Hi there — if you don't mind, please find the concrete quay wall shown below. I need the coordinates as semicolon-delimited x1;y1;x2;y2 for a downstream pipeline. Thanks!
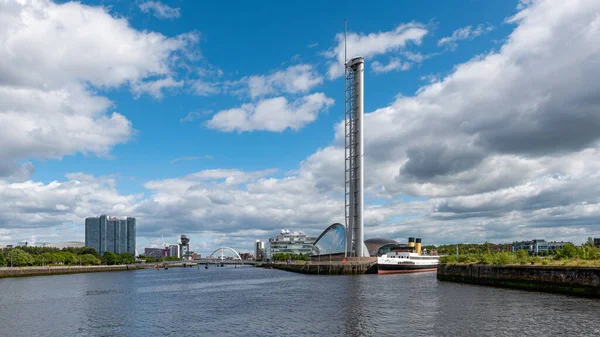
0;264;145;278
265;260;377;275
437;264;600;297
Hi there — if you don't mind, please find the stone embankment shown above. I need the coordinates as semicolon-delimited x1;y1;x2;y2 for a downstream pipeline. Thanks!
264;259;377;275
0;264;147;278
437;264;600;297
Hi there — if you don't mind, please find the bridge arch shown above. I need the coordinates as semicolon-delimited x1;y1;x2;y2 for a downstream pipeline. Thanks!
208;247;242;260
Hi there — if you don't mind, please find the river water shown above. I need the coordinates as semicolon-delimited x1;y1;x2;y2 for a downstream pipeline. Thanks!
0;266;599;337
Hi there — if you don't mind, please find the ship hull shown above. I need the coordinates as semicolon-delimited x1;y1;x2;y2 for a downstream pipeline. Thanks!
377;264;437;274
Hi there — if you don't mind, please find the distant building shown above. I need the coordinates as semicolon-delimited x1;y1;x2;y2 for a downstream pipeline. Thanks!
240;252;254;260
85;215;136;256
266;229;317;260
169;244;180;258
594;238;600;248
179;235;190;260
144;248;164;259
547;241;570;251
254;240;265;259
513;239;572;254
512;240;547;254
47;241;85;249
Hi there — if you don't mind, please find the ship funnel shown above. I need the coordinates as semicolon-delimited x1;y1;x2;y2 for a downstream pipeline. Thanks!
408;237;415;249
416;238;422;255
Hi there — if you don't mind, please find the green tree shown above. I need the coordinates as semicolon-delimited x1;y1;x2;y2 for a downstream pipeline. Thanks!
557;243;578;259
79;247;99;257
79;254;101;265
7;248;35;266
0;252;5;267
584;237;595;247
118;253;135;264
101;251;118;265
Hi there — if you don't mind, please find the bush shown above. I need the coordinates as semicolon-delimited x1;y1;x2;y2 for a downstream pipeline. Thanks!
496;252;516;265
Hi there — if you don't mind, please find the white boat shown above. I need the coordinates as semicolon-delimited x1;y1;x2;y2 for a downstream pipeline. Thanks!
377;251;439;274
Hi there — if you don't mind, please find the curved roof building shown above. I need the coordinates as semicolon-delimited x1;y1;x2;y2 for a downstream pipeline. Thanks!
364;238;401;257
311;223;370;257
312;223;346;256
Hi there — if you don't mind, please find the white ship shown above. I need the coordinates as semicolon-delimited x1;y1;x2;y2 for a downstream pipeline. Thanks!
377;237;439;274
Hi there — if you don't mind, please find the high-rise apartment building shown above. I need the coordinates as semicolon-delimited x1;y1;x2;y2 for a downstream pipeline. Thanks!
169;244;180;258
85;215;136;256
254;240;265;259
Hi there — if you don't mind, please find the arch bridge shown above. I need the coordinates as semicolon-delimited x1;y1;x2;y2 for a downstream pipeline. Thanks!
208;247;242;261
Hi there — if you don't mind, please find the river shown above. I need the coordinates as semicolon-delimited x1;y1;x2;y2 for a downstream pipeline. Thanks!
0;266;599;336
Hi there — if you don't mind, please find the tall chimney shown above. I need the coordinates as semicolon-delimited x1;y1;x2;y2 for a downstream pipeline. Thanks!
408;237;415;249
416;238;422;255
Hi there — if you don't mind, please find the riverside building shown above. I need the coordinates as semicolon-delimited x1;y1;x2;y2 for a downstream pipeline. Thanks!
254;240;265;260
169;244;180;258
85;215;136;256
265;229;317;260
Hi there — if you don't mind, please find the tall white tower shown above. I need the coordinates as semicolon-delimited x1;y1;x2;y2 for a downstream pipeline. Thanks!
345;56;365;258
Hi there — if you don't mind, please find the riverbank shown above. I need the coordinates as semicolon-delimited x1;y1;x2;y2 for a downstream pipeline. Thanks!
0;264;149;278
263;259;377;275
437;264;600;297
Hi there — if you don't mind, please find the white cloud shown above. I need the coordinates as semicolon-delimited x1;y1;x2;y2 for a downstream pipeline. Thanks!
372;58;412;73
131;76;183;98
190;79;221;96
325;23;428;79
0;0;197;179
170;156;212;164
206;93;334;132
247;64;323;98
438;24;494;49
139;1;181;20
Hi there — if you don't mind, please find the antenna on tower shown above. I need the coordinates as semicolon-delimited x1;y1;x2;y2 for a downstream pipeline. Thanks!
344;18;347;66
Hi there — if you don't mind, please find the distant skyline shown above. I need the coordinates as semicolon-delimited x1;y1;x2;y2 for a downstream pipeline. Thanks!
1;0;600;255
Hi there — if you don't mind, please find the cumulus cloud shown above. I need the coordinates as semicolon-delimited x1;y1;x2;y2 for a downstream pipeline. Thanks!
206;93;334;132
372;58;412;73
325;23;428;79
138;1;181;19
0;0;196;179
247;64;323;98
438;23;494;50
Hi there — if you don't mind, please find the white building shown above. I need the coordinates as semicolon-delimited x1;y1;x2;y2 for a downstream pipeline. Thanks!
266;229;317;260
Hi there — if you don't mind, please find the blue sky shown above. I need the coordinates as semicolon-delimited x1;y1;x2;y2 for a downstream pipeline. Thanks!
2;0;600;254
33;0;515;193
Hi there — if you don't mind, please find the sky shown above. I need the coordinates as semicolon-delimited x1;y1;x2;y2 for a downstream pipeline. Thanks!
1;0;600;255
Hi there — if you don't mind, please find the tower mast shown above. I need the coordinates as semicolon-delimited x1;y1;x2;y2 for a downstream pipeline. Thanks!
344;21;365;258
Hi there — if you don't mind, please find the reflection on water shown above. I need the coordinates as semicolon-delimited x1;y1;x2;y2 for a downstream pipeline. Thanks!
0;267;599;337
